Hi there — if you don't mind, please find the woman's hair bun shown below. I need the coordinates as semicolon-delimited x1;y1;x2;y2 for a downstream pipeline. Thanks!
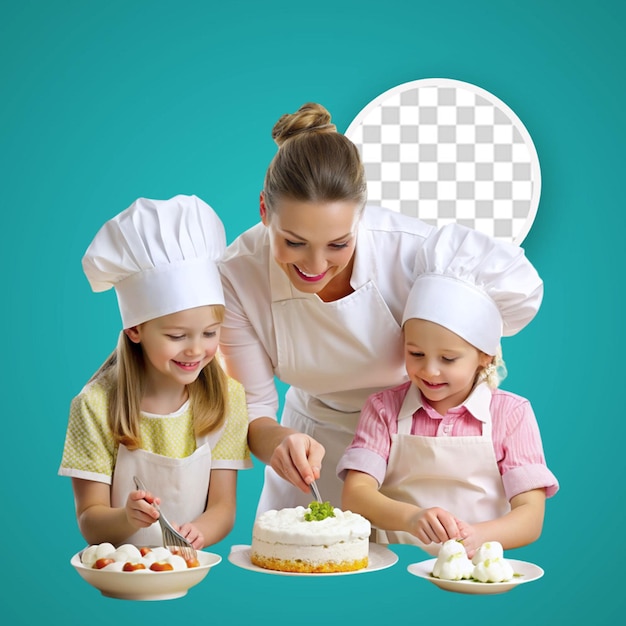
272;102;337;146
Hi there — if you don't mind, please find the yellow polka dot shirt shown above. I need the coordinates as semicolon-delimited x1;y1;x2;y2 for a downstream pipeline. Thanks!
59;373;252;483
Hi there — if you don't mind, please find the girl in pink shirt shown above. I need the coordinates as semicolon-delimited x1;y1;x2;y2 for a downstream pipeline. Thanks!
338;224;558;557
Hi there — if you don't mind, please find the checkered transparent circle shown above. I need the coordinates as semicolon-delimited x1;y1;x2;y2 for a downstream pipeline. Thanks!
345;78;541;244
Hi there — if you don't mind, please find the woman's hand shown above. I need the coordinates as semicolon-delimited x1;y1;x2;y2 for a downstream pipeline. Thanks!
269;432;326;492
246;418;326;491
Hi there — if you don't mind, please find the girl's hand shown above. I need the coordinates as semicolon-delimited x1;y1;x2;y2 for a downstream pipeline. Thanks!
175;522;205;550
454;519;483;559
269;433;325;492
408;506;462;545
126;488;160;530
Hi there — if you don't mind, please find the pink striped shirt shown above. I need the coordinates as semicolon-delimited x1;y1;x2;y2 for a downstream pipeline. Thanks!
337;381;559;502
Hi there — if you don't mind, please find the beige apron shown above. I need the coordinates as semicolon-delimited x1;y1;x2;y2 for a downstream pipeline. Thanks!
378;383;509;555
256;258;407;515
111;435;212;546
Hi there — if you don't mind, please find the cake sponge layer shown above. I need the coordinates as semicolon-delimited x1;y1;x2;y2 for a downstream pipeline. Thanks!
251;551;368;573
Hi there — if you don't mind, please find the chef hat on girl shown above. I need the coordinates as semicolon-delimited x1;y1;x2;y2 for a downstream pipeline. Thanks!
82;194;226;328
402;224;543;355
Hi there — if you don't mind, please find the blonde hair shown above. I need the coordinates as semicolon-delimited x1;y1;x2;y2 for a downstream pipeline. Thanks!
476;349;508;389
263;102;367;213
89;305;229;450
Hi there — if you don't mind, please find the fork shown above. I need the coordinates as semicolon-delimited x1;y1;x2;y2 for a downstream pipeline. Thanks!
133;476;197;562
309;480;323;503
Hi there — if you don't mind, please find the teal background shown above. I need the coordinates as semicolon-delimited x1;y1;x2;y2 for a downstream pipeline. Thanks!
1;0;623;623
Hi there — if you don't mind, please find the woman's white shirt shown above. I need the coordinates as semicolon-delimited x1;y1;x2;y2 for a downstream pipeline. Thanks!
218;204;434;424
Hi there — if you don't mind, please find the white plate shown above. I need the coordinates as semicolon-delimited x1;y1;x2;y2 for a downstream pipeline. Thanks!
407;558;544;595
228;543;398;576
71;550;222;601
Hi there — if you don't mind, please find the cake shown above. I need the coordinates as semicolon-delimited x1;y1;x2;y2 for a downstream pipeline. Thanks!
250;502;371;573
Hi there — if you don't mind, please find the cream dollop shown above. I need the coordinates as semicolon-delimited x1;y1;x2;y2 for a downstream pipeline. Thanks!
471;541;514;582
431;540;473;580
472;557;514;582
79;543;195;571
471;540;504;565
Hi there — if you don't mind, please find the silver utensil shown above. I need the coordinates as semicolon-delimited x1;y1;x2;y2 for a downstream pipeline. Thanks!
309;480;323;503
133;476;197;562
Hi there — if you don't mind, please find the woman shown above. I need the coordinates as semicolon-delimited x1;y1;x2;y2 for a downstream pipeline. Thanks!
219;103;437;513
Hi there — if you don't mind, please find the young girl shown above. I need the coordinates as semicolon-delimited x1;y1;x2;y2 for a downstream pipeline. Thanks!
59;194;251;549
338;224;559;558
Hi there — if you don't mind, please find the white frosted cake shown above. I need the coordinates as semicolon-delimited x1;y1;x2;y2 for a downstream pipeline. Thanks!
251;503;371;573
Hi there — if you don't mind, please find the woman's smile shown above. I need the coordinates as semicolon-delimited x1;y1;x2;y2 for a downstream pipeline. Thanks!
293;264;328;282
263;198;360;296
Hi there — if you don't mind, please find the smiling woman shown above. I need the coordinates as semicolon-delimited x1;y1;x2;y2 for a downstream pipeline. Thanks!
218;102;439;514
261;197;359;301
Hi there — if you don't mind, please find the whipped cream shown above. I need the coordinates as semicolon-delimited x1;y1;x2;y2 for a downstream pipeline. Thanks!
432;539;515;583
253;506;371;546
471;541;513;582
472;556;514;582
471;541;504;565
432;539;473;580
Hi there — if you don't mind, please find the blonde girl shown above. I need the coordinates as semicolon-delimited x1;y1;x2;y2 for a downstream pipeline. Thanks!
60;195;251;549
339;224;559;557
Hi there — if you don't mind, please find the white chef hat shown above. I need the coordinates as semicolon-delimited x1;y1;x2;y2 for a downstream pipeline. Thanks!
82;194;226;328
402;224;543;355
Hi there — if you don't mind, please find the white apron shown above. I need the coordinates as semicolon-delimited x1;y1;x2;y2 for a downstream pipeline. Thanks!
111;436;212;546
256;258;407;515
377;383;509;555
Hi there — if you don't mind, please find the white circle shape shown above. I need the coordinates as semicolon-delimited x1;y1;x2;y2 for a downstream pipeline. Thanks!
345;78;541;244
